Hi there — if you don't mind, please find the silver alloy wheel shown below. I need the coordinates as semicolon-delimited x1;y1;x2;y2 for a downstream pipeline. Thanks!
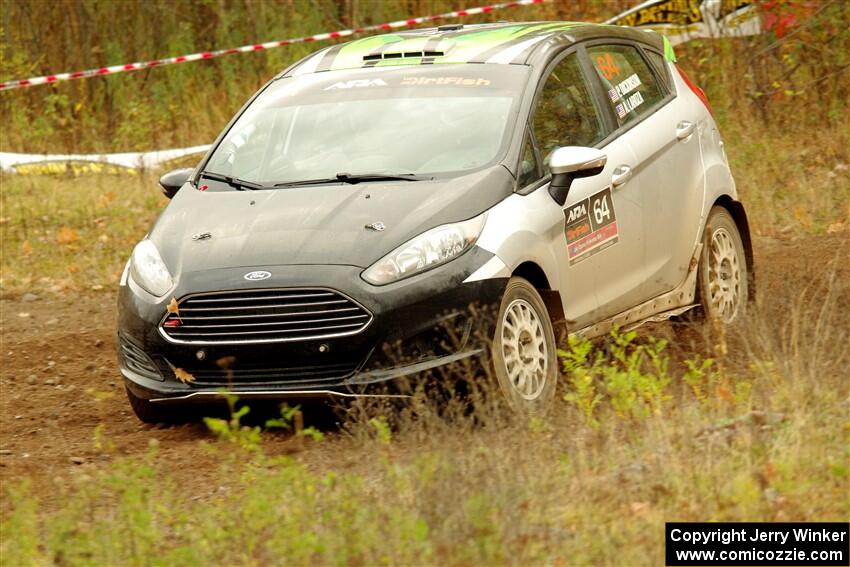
500;298;548;400
708;227;742;322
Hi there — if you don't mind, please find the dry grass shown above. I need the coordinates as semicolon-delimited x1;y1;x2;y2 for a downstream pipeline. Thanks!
2;253;847;564
0;171;165;296
1;6;849;564
722;118;849;237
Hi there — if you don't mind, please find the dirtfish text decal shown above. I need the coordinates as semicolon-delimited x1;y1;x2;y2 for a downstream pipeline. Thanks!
400;77;491;86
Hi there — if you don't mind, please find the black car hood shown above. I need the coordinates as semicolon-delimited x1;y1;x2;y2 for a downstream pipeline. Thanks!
151;165;514;274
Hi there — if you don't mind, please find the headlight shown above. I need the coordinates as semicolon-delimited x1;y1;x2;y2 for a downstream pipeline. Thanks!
362;214;486;285
129;240;173;297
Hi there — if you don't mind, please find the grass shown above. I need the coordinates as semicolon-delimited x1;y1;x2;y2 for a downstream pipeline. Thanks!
724;119;849;237
1;172;848;564
0;171;165;296
1;8;849;563
2;268;848;564
1;69;847;567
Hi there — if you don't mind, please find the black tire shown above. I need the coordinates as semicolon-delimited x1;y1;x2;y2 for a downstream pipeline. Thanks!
490;277;558;416
125;386;178;424
695;206;749;323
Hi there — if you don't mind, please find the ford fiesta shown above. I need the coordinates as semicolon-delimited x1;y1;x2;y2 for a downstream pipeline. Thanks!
118;22;753;422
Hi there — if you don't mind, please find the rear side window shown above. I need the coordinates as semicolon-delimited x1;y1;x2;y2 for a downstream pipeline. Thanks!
644;50;672;92
532;53;605;174
587;44;664;128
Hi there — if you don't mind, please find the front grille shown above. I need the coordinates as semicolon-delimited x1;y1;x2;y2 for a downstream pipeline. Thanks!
177;360;360;388
159;288;373;345
118;334;162;380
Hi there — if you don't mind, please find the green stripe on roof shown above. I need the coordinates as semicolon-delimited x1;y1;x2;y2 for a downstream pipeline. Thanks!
289;22;586;74
662;35;677;62
331;34;406;69
467;22;578;62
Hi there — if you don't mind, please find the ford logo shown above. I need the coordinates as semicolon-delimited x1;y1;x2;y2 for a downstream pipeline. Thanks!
243;270;272;281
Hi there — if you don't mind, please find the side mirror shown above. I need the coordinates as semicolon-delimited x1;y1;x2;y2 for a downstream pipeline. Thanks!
158;168;194;199
547;147;607;206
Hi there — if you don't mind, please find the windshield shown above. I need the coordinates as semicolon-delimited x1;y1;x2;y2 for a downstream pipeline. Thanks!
204;65;529;186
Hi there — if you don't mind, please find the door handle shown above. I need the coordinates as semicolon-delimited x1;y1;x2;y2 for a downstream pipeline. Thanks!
676;120;696;140
612;165;632;188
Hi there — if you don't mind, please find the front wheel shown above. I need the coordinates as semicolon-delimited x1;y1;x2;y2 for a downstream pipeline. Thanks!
491;277;558;416
696;206;749;323
125;386;179;424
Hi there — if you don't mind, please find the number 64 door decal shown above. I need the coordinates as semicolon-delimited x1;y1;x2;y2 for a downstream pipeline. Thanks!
564;186;619;265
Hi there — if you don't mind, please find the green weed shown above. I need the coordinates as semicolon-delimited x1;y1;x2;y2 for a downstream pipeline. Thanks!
560;330;673;426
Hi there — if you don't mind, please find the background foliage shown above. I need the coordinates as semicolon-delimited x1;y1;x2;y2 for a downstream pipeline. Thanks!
1;0;847;296
5;1;844;154
0;3;848;564
1;0;627;153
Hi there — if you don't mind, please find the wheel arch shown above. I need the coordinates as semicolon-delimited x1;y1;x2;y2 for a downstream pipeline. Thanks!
512;261;567;338
712;195;756;299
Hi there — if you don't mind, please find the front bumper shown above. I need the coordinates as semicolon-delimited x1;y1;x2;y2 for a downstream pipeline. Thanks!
117;246;507;402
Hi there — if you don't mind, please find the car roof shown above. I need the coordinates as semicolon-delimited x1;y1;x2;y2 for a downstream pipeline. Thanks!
282;21;669;77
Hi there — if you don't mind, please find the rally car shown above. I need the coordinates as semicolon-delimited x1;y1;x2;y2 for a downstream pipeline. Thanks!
118;21;752;422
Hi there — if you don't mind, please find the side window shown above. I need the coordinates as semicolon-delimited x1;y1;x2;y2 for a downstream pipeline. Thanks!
517;132;542;188
587;44;664;128
532;53;605;174
644;49;672;93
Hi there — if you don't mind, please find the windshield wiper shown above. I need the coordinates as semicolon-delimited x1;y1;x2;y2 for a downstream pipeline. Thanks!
273;172;429;188
336;172;428;183
199;171;265;191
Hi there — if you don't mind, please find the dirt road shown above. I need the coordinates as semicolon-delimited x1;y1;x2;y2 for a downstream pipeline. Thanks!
2;233;847;511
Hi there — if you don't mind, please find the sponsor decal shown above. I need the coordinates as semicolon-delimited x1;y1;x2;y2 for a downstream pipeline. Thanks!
243;270;272;281
564;186;619;265
400;76;491;86
324;78;387;90
608;73;642;102
566;202;587;224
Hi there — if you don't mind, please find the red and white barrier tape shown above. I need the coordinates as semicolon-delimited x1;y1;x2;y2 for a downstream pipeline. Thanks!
0;0;547;92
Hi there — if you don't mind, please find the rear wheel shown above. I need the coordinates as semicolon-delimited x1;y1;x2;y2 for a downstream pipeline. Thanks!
696;207;749;323
125;386;178;424
491;277;558;416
